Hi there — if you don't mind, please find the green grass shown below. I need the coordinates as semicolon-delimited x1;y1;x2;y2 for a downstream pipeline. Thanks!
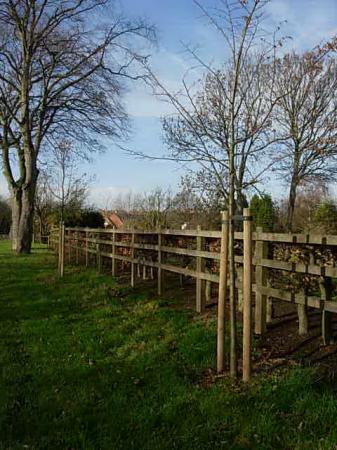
1;241;337;449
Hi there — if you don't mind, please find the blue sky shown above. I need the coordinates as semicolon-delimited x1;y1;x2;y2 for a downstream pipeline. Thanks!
1;0;337;205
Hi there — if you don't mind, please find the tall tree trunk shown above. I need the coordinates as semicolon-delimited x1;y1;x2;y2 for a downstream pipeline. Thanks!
10;179;38;254
286;176;297;232
18;183;37;253
286;150;300;233
10;188;22;251
236;189;248;216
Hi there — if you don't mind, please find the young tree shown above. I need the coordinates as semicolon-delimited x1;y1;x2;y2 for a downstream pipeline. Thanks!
147;0;284;377
106;187;172;230
34;173;54;240
134;187;172;230
273;52;337;231
171;172;226;228
44;140;88;223
0;0;154;253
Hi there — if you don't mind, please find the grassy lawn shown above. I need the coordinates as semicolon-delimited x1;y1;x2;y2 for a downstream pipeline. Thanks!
1;241;337;449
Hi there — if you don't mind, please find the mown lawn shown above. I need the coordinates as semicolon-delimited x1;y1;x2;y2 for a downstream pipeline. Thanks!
1;241;337;449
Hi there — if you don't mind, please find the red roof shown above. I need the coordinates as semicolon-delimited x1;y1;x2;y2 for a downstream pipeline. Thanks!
101;210;124;229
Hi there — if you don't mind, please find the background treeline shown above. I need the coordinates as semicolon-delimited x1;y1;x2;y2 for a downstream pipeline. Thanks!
104;179;337;234
2;175;337;237
2;181;337;236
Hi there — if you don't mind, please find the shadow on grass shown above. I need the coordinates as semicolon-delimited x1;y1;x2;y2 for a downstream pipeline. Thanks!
2;241;337;449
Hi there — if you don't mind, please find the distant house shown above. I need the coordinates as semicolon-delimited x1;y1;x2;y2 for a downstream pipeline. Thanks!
100;210;124;229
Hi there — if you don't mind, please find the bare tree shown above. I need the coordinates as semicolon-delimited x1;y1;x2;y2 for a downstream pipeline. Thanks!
277;181;329;232
273;51;337;231
133;187;172;230
108;190;140;213
0;0;154;253
161;62;280;213
34;172;54;240
44;140;89;223
171;172;226;228
144;0;285;377
106;187;172;229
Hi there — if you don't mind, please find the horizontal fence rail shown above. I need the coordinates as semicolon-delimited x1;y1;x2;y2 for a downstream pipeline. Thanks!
54;226;337;245
49;226;337;338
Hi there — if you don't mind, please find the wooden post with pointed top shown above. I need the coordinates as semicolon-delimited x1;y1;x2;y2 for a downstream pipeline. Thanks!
243;208;253;382
217;211;229;373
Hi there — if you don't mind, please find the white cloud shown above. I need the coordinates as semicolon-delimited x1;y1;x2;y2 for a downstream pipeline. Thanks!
267;0;337;52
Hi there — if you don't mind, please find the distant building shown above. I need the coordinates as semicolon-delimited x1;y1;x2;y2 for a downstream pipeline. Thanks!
100;210;124;229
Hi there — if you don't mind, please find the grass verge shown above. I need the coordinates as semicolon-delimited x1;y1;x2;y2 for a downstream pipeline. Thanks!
1;241;337;449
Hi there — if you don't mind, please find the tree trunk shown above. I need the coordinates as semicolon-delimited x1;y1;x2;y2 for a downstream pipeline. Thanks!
286;176;298;232
236;187;248;216
228;148;237;378
10;180;37;254
11;189;22;251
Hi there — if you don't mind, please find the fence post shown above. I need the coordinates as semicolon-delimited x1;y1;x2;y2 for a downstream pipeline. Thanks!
196;225;205;313
67;230;71;263
320;277;333;345
111;231;116;276
58;224;61;275
243;208;253;382
254;227;268;335
298;291;308;336
266;290;273;324
58;223;65;277
131;230;135;287
157;228;162;296
85;229;89;267
75;229;79;265
96;233;102;273
217;210;229;373
205;280;212;304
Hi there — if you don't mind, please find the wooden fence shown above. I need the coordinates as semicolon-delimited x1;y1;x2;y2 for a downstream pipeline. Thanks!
49;221;337;378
